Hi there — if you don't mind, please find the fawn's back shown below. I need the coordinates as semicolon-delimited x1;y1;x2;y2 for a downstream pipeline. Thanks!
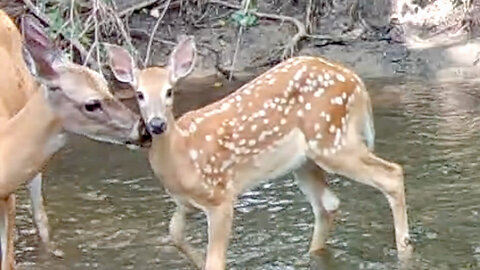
176;56;372;193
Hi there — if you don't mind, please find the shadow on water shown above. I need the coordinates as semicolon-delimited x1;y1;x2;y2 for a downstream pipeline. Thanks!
14;76;480;269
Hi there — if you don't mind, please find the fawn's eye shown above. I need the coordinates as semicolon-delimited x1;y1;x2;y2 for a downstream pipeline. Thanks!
84;99;102;112
137;91;145;101
166;88;173;98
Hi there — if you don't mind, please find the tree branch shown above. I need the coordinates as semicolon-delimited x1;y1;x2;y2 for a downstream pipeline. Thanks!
207;0;307;58
22;0;94;67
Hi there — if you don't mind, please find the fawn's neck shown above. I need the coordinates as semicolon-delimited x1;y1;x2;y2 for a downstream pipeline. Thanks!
149;111;200;194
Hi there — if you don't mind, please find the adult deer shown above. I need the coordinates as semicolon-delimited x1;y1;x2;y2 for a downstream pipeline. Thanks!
107;37;413;269
0;11;144;269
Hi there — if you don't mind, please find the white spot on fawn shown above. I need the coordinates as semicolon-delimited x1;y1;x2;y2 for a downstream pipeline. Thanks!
305;103;312;111
325;114;331;122
298;95;304;103
189;123;197;133
314;88;324;97
294;69;303;81
331;97;343;105
189;149;198;160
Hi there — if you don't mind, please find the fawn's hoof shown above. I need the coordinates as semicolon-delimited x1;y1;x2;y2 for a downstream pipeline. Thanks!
398;240;414;262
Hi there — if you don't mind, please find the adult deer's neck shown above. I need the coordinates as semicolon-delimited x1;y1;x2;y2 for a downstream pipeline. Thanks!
0;88;63;198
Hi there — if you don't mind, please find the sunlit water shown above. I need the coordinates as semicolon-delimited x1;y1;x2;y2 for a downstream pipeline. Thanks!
14;78;480;269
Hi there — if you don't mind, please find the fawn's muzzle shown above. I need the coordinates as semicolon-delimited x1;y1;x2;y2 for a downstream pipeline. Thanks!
148;117;167;135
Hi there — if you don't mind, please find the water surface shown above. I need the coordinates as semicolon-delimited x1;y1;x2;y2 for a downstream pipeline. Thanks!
15;78;480;269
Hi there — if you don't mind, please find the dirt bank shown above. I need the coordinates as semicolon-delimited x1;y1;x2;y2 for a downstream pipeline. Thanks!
123;0;480;82
3;0;480;83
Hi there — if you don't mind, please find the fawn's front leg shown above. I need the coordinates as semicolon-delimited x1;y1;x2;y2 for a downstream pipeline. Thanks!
169;203;204;269
204;201;234;270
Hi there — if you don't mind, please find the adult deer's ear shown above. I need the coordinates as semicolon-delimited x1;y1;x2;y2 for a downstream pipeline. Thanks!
168;35;196;84
105;43;137;85
21;14;64;80
22;45;36;76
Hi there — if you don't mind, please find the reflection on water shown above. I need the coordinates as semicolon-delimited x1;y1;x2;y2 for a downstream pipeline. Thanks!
15;78;480;269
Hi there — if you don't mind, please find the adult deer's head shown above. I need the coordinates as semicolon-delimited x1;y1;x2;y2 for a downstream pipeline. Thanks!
21;14;144;145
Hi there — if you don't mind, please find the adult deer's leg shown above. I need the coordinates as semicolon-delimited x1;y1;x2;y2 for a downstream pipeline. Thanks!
169;203;204;269
0;194;15;270
294;160;340;254
204;201;233;270
27;174;63;258
312;145;412;260
27;174;50;248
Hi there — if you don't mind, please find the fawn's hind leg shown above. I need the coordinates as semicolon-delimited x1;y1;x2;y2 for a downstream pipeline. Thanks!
294;160;340;253
311;144;412;260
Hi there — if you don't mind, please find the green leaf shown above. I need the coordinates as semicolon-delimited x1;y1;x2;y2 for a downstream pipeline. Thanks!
230;10;258;28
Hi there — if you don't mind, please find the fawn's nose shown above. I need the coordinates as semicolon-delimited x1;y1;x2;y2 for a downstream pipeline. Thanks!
148;117;167;135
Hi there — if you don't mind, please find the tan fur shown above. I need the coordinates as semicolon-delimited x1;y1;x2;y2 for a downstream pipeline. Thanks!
132;52;412;269
0;10;141;269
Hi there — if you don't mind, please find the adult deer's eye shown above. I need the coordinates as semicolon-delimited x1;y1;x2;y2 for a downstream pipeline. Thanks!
137;91;145;101
166;88;173;98
49;86;61;92
84;99;102;112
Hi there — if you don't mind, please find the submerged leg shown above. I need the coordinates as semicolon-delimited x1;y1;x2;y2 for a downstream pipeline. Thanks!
27;174;62;257
169;204;204;269
294;160;340;253
28;174;49;247
0;194;16;270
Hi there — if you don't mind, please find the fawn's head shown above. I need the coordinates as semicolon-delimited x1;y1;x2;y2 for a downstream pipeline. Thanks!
21;15;143;145
106;36;196;136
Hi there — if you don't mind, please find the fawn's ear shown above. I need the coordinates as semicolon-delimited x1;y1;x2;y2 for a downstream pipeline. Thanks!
105;44;137;85
21;14;65;80
168;35;196;84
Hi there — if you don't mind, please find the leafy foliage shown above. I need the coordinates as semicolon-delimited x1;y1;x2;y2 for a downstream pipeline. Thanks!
230;10;258;28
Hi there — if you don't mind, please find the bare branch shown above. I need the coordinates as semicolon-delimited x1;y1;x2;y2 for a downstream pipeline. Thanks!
69;0;75;58
207;0;307;58
228;0;252;80
93;0;102;75
118;0;159;17
144;0;172;66
22;0;94;67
